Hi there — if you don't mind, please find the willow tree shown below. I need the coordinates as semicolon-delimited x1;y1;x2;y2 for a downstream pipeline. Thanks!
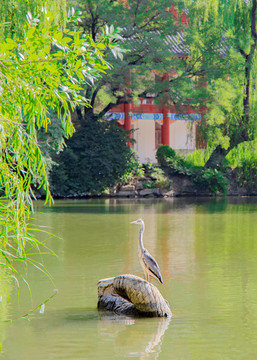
185;0;257;167
0;0;66;40
0;6;119;287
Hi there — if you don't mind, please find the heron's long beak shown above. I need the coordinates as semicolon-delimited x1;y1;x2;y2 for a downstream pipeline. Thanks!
130;220;137;224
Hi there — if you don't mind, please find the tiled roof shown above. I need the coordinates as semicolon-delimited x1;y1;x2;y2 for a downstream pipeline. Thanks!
121;29;228;58
162;31;188;57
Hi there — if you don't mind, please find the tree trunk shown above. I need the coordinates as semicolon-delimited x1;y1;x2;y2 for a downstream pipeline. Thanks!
238;0;257;143
204;145;229;169
206;1;257;168
97;274;172;318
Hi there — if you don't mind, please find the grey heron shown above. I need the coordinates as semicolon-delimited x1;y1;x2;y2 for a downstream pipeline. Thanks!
130;218;163;284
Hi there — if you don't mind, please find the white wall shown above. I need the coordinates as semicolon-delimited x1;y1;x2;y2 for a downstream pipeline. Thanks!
133;119;156;163
170;121;195;150
132;120;196;163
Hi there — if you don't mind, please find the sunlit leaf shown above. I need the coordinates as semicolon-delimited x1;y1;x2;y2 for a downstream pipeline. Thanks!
39;303;45;314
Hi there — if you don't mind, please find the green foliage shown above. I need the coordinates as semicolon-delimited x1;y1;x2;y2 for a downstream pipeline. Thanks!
182;149;212;167
119;153;144;184
156;145;194;176
143;163;171;189
70;0;195;121
119;158;170;190
143;181;156;189
186;0;257;156
156;145;228;194
162;142;257;194
50;119;133;196
0;7;118;287
156;145;176;167
226;141;257;189
226;141;257;168
205;77;243;150
192;168;228;195
234;167;257;190
0;0;67;40
67;0;257;162
36;110;66;175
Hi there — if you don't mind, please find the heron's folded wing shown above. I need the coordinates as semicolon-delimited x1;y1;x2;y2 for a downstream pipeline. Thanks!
143;250;163;283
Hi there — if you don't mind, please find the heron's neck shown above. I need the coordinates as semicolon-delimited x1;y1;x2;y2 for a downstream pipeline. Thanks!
139;223;145;251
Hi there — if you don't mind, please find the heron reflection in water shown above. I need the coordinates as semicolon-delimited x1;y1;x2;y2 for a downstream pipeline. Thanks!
130;218;163;284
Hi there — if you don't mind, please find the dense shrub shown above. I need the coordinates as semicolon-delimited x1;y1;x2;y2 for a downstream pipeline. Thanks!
235;167;257;190
226;141;257;168
157;145;194;175
156;145;176;166
226;141;257;190
119;154;144;184
119;160;170;189
182;149;212;167
143;163;170;189
192;168;228;194
50;119;132;196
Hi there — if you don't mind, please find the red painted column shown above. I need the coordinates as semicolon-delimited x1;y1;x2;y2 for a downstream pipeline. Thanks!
124;102;132;147
123;69;132;147
161;107;170;146
161;73;170;146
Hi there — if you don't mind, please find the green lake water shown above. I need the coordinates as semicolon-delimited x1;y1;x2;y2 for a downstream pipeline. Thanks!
1;197;257;359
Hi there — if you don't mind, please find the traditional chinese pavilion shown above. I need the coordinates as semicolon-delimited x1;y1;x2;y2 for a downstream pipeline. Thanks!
107;4;205;163
107;97;205;163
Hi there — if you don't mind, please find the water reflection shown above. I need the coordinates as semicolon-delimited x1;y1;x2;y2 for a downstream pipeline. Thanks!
0;268;11;351
98;314;171;359
1;198;257;360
